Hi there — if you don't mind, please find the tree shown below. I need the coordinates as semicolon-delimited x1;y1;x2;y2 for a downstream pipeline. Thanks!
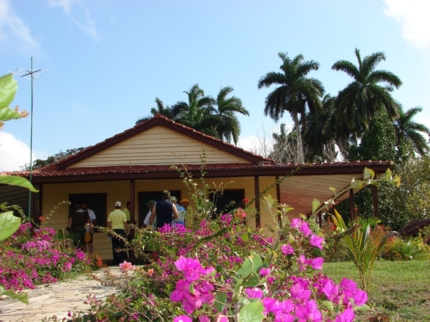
21;147;86;170
207;86;249;145
172;84;216;130
332;48;402;145
258;52;324;164
304;94;338;162
393;106;430;158
136;97;180;124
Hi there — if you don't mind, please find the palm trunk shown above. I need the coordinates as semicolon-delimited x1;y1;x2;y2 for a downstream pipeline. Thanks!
293;111;304;164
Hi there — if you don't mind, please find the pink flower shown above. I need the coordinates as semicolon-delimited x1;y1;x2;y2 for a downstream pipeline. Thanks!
199;316;210;322
291;282;311;301
299;221;312;236
310;235;324;250
311;257;324;270
175;256;205;281
295;299;322;322
290;218;302;228
174;315;192;322
297;254;311;271
119;261;135;271
216;315;229;322
259;267;271;276
245;287;263;299
336;308;355;322
323;279;339;302
281;243;294;255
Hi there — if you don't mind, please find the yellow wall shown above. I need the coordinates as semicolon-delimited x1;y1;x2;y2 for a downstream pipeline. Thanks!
41;176;279;260
70;126;251;168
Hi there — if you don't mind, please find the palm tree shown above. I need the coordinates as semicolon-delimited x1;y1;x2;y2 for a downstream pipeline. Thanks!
136;97;177;124
172;84;216;129
393;106;430;157
205;86;249;145
258;52;324;164
304;94;338;162
332;48;402;145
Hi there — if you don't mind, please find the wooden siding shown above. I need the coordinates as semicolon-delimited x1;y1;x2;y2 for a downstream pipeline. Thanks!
279;174;361;218
69;126;251;168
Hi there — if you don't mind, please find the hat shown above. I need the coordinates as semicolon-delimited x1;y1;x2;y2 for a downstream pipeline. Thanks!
115;201;122;207
146;200;155;206
179;198;189;203
170;196;177;203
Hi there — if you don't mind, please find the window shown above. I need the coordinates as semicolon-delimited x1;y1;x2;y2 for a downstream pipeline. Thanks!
69;193;107;226
209;189;245;218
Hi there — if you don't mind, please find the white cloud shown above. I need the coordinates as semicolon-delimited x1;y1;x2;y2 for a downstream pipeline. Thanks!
47;0;79;14
72;10;100;42
0;132;47;171
384;0;430;49
0;0;40;53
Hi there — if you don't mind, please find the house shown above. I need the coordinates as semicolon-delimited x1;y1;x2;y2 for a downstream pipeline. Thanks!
5;114;393;260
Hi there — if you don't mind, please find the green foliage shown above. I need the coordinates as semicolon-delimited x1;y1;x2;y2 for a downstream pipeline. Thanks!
382;235;430;261
331;209;389;291
348;113;397;162
0;211;21;241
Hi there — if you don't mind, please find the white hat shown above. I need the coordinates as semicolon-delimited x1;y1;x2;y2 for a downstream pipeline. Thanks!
115;201;122;207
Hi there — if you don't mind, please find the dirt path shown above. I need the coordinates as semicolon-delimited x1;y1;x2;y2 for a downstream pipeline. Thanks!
0;268;121;322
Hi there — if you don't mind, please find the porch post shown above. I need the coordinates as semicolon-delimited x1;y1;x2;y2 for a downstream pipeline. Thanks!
349;188;355;221
372;185;379;218
254;176;260;228
276;176;281;225
129;179;136;259
130;179;135;223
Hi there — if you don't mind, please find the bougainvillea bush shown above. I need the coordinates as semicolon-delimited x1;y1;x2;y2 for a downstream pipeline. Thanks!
0;220;92;291
61;199;368;322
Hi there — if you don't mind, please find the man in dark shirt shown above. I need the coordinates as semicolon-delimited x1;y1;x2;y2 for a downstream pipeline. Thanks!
149;193;179;229
67;201;89;249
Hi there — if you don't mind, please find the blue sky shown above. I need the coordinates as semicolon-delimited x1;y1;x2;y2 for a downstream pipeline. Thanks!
1;0;429;171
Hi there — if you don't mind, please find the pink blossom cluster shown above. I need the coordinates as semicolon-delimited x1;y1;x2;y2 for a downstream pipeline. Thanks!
0;224;91;291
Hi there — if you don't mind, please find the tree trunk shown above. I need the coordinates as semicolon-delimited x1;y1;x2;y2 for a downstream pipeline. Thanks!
293;110;304;164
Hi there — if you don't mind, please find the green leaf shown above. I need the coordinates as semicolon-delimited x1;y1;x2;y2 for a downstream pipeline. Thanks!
214;291;227;313
239;301;265;322
237;251;263;278
321;300;334;312
0;285;28;304
350;180;365;189
363;167;375;181
312;198;321;213
242;273;260;287
0;176;39;192
0;211;21;241
329;187;337;193
379;168;392;181
355;304;371;311
241;232;249;242
0;73;17;109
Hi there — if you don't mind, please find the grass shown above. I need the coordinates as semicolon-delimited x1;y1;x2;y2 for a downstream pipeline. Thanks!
323;260;430;321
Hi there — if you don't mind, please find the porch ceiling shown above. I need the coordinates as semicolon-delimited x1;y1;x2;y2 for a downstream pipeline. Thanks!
279;173;360;217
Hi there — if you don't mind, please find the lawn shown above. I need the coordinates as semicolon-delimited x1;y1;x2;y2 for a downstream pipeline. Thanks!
323;260;430;321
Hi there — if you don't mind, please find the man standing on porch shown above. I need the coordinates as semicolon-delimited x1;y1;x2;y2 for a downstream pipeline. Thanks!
149;193;179;229
107;201;128;264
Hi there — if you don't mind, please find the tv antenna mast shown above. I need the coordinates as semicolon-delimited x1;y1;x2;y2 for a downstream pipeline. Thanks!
16;57;48;218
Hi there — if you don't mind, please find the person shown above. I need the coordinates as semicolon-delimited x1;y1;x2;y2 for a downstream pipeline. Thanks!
143;200;156;228
149;193;179;229
122;201;131;222
107;201;128;264
81;201;96;254
171;196;185;227
67;201;88;249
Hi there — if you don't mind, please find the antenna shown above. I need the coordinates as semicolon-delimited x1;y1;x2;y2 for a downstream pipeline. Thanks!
16;57;47;218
